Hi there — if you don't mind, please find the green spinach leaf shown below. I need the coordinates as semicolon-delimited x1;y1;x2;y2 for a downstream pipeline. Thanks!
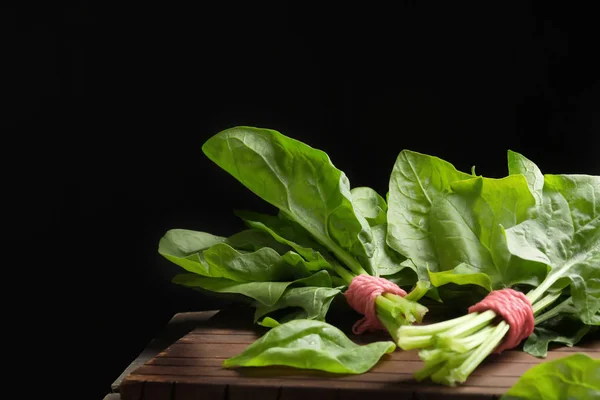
505;174;600;325
523;322;595;358
172;270;332;307
386;150;473;275
202;126;374;275
501;353;600;399
235;210;335;272
158;229;226;277
223;319;396;374
371;224;414;278
351;186;388;227
507;150;544;206
254;286;341;323
225;228;292;255
203;242;306;282
429;175;546;289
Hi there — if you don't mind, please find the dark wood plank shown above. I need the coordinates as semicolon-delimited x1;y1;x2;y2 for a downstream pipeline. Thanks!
124;374;509;398
160;342;600;364
136;358;537;378
279;386;339;400
174;382;226;400
130;365;520;388
119;378;142;400
227;385;280;400
143;381;173;400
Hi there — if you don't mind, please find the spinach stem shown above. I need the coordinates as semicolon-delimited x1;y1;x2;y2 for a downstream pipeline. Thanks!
383;293;428;323
534;297;572;325
334;265;356;285
397;312;480;338
449;321;509;384
330;276;347;287
443;325;495;353
526;270;561;304
436;310;496;343
532;291;562;315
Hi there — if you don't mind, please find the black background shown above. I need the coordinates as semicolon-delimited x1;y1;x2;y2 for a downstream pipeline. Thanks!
8;2;599;398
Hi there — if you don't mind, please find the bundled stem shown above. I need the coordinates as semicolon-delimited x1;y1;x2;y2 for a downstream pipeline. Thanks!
337;268;429;340
396;274;571;386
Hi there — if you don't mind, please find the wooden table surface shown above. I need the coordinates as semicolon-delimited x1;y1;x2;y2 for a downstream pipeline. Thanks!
112;306;599;400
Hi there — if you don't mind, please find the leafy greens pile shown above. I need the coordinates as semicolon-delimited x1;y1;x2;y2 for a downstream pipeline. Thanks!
159;126;428;346
393;148;599;385
158;126;599;386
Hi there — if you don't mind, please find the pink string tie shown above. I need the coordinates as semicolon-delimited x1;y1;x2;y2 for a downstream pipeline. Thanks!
344;274;407;335
468;288;535;353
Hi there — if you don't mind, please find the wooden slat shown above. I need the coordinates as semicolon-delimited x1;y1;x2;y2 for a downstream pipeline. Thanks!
143;381;173;400
226;385;280;400
119;379;142;400
146;358;536;377
131;364;520;388
278;386;339;400
174;382;226;400
181;331;600;351
160;342;600;364
123;374;508;398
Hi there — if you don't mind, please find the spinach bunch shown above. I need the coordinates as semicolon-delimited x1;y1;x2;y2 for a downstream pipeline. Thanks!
159;126;427;334
387;150;599;385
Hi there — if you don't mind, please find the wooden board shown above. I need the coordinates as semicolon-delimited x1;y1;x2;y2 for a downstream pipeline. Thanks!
119;306;600;400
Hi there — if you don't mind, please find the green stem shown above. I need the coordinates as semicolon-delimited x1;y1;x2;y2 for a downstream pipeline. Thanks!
330;276;347;287
334;265;356;285
327;242;369;276
397;334;436;350
526;271;562;304
384;293;428;323
376;294;430;345
404;281;430;302
443;325;495;353
397;312;480;338
418;348;449;364
414;360;445;382
532;291;562;315
436;310;496;343
430;350;474;386
449;321;509;385
534;297;572;325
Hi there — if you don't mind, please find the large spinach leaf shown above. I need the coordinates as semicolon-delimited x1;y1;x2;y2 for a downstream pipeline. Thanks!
507;150;544;205
351;186;387;227
429;175;546;289
505;174;600;324
253;286;341;323
501;353;600;399
172;270;332;307
223;319;396;374
225;228;292;255
523;320;596;358
159;228;314;282
202;126;374;275
371;224;414;278
386;150;472;275
235;210;335;272
158;229;226;277
202;243;304;282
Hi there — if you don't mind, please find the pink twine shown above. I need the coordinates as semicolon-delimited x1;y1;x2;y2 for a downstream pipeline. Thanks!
468;288;534;353
344;274;407;335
